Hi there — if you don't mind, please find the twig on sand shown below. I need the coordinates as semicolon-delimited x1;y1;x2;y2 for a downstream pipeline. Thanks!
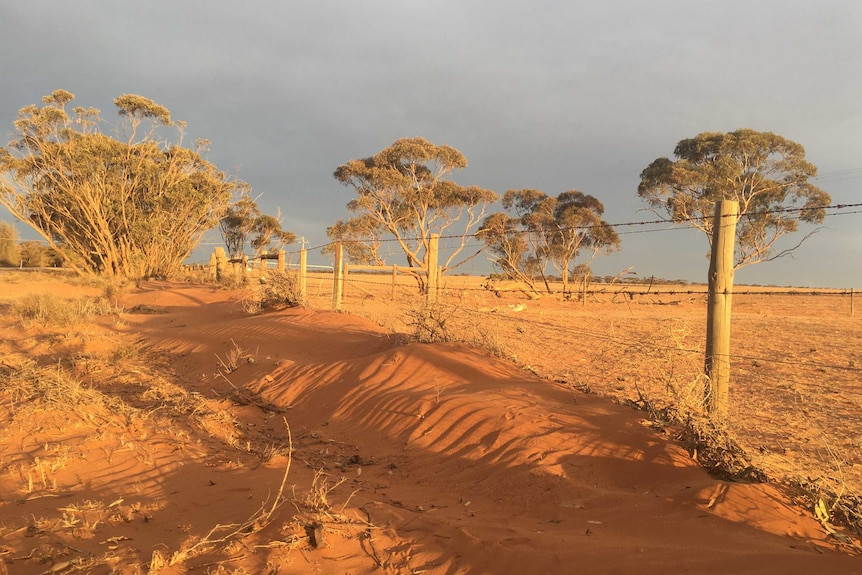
360;505;385;568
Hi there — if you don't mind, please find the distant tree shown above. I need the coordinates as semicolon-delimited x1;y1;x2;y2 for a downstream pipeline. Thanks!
475;211;539;292
333;137;498;291
219;191;295;259
324;214;386;265
251;213;296;255
18;240;46;267
0;221;19;266
219;188;260;259
479;190;620;295
638;129;830;269
0;90;235;278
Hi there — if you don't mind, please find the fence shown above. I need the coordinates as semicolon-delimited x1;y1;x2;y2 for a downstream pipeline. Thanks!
209;205;862;518
285;266;862;514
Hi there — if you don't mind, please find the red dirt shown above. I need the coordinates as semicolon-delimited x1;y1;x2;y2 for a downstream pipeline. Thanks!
0;278;859;574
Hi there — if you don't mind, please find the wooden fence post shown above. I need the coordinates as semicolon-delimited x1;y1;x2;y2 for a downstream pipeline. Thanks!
241;254;248;281
342;262;350;299
259;254;267;279
427;233;439;304
277;250;285;272
391;264;398;301
332;241;343;312
214;247;227;281
299;248;307;306
208;252;217;281
582;275;587;308
851;287;855;317
704;200;739;419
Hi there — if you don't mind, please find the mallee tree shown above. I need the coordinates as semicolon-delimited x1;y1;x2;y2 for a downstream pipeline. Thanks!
479;189;620;295
0;90;236;278
332;137;498;291
637;129;830;269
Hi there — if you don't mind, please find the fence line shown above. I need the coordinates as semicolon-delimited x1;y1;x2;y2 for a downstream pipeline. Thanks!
418;294;862;375
339;274;856;298
311;271;862;509
288;202;862;256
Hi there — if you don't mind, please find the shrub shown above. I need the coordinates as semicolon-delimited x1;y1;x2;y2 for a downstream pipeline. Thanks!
242;271;303;313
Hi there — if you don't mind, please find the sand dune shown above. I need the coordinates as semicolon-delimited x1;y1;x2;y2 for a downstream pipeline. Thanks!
119;283;859;573
0;280;858;574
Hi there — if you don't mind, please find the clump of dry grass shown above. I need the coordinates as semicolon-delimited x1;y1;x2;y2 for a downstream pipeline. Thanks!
404;297;508;358
240;271;303;314
405;301;456;344
216;339;253;374
3;359;129;419
11;292;123;327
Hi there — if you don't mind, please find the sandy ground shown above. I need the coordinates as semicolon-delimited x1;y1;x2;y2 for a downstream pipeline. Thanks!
0;274;860;574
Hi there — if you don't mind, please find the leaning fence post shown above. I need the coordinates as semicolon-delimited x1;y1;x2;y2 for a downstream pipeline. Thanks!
391;264;398;301
704;200;739;419
332;241;343;312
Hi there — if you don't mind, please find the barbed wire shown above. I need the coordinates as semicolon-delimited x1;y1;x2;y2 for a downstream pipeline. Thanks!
327;273;862;376
299;202;862;253
413;296;862;375
338;274;855;297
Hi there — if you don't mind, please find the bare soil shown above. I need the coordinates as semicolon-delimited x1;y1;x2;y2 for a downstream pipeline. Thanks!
0;270;860;574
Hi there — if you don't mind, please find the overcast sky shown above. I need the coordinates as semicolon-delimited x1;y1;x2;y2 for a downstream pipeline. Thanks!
1;1;860;287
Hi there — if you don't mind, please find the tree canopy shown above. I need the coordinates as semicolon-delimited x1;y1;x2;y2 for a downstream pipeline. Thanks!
0;90;236;278
0;221;19;266
637;129;830;269
479;190;620;294
332;137;498;290
219;190;295;259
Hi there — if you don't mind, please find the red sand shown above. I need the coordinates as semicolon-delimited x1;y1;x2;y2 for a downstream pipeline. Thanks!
1;280;859;574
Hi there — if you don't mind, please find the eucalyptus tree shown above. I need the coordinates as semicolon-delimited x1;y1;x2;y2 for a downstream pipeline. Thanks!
333;137;498;291
219;191;260;259
0;90;235;278
638;129;830;268
325;214;386;266
219;193;295;259
0;221;19;266
479;190;620;295
250;213;296;255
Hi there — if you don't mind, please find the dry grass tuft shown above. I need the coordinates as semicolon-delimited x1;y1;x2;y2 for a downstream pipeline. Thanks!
11;292;123;327
240;271;303;314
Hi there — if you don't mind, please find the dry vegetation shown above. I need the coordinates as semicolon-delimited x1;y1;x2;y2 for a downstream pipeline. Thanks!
322;271;862;539
0;268;860;574
0;271;379;573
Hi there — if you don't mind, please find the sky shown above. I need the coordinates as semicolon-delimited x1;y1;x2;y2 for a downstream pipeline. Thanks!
1;1;860;287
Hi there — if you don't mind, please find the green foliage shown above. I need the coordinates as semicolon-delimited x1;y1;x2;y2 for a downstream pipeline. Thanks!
479;190;620;294
252;214;296;255
0;90;235;278
0;220;19;266
219;191;295;258
324;214;385;265
219;192;261;259
332;137;498;290
18;241;46;267
638;129;831;268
